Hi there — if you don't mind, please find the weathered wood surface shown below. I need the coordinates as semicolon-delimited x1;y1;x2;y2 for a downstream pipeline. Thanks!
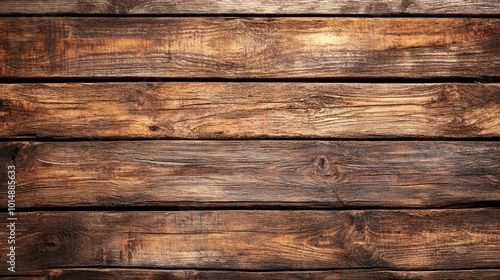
43;268;500;280
1;209;498;274
1;18;499;78
1;83;499;139
1;0;500;15
1;141;498;209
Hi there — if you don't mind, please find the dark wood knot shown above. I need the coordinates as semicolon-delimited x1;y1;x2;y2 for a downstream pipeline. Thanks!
314;155;336;176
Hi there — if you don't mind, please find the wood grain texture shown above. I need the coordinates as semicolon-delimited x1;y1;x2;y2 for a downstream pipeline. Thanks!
0;0;499;15
1;209;498;274
1;141;498;209
1;18;499;78
1;83;499;139
45;268;500;280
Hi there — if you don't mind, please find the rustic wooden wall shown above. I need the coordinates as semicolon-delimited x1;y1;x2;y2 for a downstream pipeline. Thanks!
0;0;499;279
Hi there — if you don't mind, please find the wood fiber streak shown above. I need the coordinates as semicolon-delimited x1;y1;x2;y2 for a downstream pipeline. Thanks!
0;0;499;15
0;141;498;209
0;209;498;274
1;83;499;139
1;18;499;78
45;268;500;280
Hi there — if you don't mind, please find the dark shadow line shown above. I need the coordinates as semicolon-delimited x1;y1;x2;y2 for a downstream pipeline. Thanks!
5;204;500;213
1;14;500;18
41;266;500;273
0;137;499;142
1;77;499;84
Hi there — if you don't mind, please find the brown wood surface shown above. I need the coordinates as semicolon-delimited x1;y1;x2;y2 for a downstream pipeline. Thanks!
1;141;497;209
43;268;500;280
1;1;499;277
1;83;499;139
1;18;499;79
1;209;498;274
1;0;499;15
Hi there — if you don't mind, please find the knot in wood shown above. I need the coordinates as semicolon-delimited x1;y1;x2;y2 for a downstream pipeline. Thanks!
0;99;12;113
314;155;337;176
108;0;145;14
336;212;387;267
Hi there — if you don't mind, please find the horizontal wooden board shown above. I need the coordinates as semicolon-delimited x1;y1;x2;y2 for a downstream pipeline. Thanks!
1;18;499;78
1;141;498;209
1;0;500;15
1;83;499;139
1;209;498;273
44;268;500;280
7;269;500;280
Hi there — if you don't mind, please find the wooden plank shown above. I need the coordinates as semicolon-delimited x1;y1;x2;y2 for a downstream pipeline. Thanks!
0;0;499;15
1;141;498;209
1;18;499;78
1;209;498;273
1;83;499;139
46;268;500;280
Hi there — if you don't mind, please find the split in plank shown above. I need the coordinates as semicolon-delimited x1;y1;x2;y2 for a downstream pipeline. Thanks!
1;18;499;78
0;0;499;15
43;268;500;280
1;141;498;209
1;83;499;139
1;209;499;274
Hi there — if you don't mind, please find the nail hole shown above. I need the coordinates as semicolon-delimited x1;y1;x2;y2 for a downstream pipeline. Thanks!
149;125;160;132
